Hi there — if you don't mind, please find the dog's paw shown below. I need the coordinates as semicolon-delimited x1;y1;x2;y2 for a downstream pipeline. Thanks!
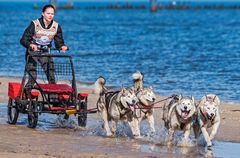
106;135;115;138
133;135;142;139
209;136;214;141
207;145;212;150
147;131;155;138
151;128;156;134
207;141;213;149
207;141;212;147
206;148;213;157
106;132;113;137
166;141;173;147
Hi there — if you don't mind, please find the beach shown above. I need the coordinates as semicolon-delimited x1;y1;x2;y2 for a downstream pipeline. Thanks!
0;76;240;158
1;1;240;157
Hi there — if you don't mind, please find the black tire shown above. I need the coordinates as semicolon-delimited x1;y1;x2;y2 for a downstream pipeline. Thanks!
7;98;19;124
78;102;87;127
27;101;38;128
28;112;38;128
64;114;69;120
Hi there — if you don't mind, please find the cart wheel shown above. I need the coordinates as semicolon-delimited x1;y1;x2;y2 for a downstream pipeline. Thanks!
7;98;19;124
78;102;87;127
27;101;38;128
28;112;38;128
64;114;69;120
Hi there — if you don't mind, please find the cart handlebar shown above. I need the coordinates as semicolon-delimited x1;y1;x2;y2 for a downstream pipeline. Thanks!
27;47;71;58
28;47;69;53
28;54;72;59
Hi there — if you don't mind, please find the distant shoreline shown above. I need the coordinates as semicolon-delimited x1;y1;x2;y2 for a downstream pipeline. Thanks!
4;1;240;10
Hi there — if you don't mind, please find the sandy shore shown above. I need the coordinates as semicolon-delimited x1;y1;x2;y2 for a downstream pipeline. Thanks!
0;76;240;157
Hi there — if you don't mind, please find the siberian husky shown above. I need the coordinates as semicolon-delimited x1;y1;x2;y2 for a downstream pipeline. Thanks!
132;71;156;135
193;94;220;147
95;77;139;137
162;95;196;146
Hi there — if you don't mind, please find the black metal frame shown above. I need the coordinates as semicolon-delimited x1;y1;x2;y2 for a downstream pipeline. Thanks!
19;54;78;114
7;51;90;128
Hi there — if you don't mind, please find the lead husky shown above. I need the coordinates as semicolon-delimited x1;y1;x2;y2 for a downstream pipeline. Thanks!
132;71;156;135
193;94;220;147
162;95;196;146
95;77;139;137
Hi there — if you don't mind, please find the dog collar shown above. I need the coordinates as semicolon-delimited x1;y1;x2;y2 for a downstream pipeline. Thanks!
199;109;211;126
137;103;152;114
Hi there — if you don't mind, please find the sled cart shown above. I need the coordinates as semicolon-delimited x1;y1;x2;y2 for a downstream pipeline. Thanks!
7;52;95;128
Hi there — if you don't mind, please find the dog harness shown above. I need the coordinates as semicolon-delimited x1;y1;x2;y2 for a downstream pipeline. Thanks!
134;102;153;118
105;91;131;117
134;89;154;118
198;108;215;127
199;109;208;122
32;19;58;47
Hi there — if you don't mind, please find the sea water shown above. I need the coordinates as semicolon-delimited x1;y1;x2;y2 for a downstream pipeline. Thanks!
0;1;239;103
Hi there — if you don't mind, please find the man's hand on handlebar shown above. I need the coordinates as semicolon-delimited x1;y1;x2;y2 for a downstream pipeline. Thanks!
29;44;68;53
60;46;68;53
30;44;39;52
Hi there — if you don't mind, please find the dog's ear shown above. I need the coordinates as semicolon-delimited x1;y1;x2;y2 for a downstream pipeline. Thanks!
178;94;182;101
175;94;182;103
205;95;209;101
116;88;124;102
213;95;220;106
198;95;208;108
122;87;127;94
191;96;195;104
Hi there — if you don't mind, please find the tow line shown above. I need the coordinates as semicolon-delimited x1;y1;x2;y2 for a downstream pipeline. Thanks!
134;95;176;110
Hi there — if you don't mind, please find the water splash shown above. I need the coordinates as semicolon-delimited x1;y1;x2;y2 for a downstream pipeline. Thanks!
54;115;79;129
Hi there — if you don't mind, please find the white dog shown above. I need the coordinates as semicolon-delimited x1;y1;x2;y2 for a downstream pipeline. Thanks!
193;94;220;147
162;95;196;146
132;71;156;135
95;77;140;137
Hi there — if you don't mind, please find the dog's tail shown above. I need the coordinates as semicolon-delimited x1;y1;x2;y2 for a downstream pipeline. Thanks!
94;76;107;94
132;71;143;92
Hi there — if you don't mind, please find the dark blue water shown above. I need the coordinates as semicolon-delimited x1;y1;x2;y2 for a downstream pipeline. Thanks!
0;2;240;103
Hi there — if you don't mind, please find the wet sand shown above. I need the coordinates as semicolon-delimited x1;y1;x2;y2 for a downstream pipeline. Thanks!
0;76;240;157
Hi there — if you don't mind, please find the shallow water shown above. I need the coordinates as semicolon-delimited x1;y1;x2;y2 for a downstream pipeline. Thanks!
0;2;240;103
0;104;239;157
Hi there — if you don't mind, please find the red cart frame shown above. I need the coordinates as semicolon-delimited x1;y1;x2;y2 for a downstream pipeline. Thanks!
7;53;94;128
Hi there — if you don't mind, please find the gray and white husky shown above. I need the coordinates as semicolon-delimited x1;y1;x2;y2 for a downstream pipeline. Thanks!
95;77;139;137
193;94;220;147
162;95;196;146
132;71;156;135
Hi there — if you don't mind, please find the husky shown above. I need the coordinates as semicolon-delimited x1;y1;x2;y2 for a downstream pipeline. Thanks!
162;95;196;146
193;94;220;147
132;71;156;135
95;77;139;137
